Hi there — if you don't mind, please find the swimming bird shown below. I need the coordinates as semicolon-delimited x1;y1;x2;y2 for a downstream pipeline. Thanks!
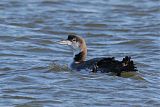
58;34;137;76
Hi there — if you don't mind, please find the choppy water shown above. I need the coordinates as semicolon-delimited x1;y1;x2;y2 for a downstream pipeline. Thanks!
0;0;160;107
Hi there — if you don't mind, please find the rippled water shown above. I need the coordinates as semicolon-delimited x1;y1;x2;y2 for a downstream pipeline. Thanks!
0;0;160;106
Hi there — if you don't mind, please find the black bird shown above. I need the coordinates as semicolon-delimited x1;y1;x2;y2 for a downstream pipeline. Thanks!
58;34;137;76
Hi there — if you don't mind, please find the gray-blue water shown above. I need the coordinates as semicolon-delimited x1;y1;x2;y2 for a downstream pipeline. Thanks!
0;0;160;107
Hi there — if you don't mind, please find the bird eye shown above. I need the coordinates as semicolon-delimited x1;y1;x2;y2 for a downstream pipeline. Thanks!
72;39;76;42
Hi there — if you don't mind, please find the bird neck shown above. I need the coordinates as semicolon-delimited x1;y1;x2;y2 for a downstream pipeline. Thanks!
73;43;87;63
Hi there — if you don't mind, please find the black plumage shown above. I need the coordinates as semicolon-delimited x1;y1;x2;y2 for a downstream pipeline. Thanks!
91;56;137;76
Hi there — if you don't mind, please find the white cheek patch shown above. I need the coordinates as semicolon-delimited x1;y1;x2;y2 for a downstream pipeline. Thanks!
71;42;79;49
70;42;82;55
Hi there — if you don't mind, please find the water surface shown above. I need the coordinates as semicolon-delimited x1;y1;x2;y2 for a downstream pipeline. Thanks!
0;0;160;106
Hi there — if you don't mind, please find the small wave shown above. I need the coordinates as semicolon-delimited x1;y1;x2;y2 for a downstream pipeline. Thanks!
116;40;140;45
26;47;54;53
84;23;107;28
48;62;71;72
0;67;13;72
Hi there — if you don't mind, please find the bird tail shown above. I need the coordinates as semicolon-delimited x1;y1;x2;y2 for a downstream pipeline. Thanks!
121;56;137;72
